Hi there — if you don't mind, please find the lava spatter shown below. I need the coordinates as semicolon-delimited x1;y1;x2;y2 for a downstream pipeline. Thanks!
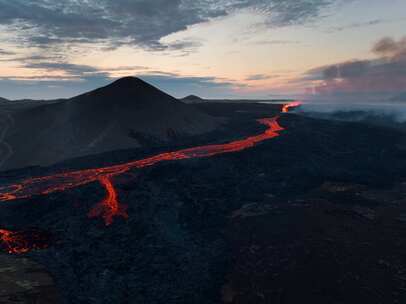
0;116;285;226
0;229;51;254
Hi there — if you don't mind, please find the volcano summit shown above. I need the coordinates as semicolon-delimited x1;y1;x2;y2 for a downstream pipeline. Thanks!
0;77;219;171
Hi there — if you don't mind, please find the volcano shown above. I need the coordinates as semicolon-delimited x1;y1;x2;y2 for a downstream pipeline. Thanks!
0;77;220;171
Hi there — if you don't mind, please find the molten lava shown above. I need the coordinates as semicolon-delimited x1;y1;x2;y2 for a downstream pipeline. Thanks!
0;116;284;227
0;229;50;254
88;176;128;226
282;101;302;113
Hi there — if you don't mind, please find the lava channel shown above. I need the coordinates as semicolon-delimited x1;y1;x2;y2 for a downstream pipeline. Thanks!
0;116;286;226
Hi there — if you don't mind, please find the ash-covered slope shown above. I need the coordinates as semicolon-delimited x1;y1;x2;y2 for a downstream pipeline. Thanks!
0;77;219;170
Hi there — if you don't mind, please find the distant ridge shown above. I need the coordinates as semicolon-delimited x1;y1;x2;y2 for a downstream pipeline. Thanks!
182;95;205;104
391;92;406;102
0;77;220;170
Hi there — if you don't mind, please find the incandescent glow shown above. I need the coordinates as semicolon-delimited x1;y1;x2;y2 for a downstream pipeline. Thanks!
282;101;302;113
0;229;50;254
0;116;284;228
88;176;128;226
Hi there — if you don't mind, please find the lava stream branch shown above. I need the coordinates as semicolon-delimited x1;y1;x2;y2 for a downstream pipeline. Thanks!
88;176;128;226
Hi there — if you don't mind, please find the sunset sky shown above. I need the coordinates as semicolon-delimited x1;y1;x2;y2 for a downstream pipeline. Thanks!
0;0;405;100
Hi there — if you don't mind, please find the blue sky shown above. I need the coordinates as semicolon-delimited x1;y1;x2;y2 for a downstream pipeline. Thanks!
0;0;405;101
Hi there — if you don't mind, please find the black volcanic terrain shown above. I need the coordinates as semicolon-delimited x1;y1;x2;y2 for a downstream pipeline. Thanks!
0;77;219;170
1;83;406;303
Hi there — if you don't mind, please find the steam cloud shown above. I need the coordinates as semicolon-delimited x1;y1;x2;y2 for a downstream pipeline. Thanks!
296;102;406;124
296;36;406;125
304;36;406;103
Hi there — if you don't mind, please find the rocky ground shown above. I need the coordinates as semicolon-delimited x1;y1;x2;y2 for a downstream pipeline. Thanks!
1;103;406;303
0;254;59;303
223;182;406;303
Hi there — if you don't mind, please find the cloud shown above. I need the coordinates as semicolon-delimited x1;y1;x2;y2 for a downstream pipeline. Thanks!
0;58;151;99
138;73;241;98
303;36;406;101
0;76;111;100
0;0;341;50
245;74;274;81
327;19;385;33
254;39;300;45
0;48;15;56
23;62;104;75
1;55;149;80
258;0;336;27
0;66;241;100
372;36;406;59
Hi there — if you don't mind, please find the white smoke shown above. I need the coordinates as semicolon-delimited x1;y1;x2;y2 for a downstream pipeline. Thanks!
295;100;406;124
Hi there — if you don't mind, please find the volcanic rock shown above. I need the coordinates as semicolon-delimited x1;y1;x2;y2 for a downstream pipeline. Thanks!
0;254;60;303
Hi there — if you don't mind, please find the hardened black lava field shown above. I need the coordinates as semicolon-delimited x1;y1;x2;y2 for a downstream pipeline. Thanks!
1;101;406;303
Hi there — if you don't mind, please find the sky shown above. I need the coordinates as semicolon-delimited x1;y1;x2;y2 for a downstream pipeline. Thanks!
0;0;405;101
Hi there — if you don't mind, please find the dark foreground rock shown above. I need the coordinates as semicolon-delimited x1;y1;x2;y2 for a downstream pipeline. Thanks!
0;254;59;303
223;182;406;304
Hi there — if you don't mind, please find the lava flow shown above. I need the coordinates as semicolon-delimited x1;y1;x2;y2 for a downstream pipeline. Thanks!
0;228;51;254
0;116;284;227
282;101;302;113
88;175;128;226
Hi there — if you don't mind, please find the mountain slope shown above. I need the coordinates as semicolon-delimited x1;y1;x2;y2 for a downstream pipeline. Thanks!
0;77;220;170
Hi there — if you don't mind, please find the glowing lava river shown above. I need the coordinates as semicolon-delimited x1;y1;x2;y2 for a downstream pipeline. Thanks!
282;101;302;113
0;102;301;254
